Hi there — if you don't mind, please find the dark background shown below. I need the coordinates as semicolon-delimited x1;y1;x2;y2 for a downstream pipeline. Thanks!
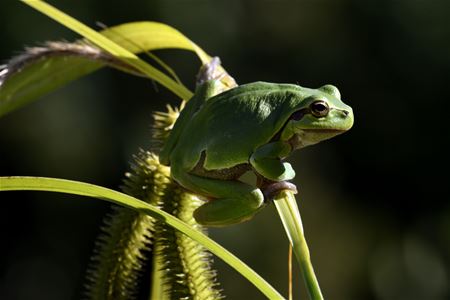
0;1;449;299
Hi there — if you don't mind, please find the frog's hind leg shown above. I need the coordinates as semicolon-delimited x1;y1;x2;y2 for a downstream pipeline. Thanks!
172;169;264;227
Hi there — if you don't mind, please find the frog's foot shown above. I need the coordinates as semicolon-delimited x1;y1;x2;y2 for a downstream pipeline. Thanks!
261;181;297;201
171;169;265;227
196;56;223;85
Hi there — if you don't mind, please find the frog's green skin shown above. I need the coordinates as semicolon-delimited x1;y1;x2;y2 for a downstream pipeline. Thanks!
160;77;353;227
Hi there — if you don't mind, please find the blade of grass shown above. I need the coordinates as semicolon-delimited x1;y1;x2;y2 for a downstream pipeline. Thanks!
0;21;209;118
273;190;324;300
288;244;293;300
0;176;284;300
95;21;182;85
21;0;192;100
0;54;104;117
99;21;211;65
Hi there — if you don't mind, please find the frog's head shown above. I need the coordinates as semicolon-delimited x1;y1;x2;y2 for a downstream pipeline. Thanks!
281;84;354;148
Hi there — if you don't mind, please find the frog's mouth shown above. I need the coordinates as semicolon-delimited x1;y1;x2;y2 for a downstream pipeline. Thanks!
290;129;345;149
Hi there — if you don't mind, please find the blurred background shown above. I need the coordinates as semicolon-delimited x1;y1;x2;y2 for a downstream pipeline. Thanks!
0;0;449;299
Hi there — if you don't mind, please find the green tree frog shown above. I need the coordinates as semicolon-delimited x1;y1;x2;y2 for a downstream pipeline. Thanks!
160;59;354;226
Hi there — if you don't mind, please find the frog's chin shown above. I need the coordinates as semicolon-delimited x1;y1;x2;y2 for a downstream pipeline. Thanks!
291;129;345;148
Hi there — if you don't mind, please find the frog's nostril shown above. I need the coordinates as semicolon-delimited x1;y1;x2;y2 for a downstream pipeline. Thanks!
341;110;349;117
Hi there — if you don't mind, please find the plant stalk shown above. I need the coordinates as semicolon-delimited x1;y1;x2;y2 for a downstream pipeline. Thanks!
273;190;324;300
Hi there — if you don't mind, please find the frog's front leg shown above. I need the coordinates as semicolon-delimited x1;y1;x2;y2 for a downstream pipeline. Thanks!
171;167;265;227
250;141;295;181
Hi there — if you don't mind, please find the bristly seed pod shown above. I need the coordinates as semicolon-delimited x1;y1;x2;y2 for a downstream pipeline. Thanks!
85;105;223;299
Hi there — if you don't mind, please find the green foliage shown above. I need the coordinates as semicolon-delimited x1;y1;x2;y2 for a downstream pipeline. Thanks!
0;19;212;117
22;0;192;99
273;190;323;300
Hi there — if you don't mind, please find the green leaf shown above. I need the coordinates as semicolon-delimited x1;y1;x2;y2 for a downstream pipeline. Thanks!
100;22;211;64
273;190;324;300
22;0;192;98
0;5;212;117
0;176;284;300
0;53;103;118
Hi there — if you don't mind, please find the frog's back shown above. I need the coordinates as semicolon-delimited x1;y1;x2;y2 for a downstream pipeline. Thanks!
159;81;215;165
171;82;305;171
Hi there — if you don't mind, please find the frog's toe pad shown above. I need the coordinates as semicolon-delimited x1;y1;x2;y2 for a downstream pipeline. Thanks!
262;181;297;200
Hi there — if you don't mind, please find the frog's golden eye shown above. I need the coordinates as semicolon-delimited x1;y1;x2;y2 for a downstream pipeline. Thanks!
310;100;329;118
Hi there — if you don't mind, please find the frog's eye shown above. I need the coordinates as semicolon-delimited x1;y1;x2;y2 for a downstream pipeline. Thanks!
310;100;330;118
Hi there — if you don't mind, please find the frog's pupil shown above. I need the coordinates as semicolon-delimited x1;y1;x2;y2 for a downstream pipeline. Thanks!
313;103;326;112
310;101;329;117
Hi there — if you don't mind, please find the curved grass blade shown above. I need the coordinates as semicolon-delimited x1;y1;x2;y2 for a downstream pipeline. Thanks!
0;17;211;117
100;22;210;64
0;43;113;118
273;190;323;300
21;0;191;99
0;176;284;300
